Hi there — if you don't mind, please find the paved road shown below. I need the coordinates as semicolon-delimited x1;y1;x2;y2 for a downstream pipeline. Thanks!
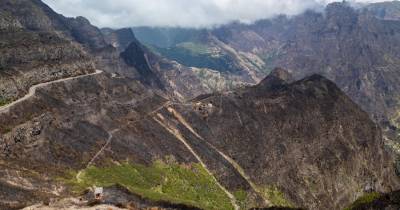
0;70;103;114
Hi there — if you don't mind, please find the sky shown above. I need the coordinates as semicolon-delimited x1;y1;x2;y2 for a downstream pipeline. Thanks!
42;0;390;28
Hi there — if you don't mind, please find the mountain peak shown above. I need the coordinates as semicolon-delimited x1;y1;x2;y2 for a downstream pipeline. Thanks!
258;67;294;89
268;67;293;82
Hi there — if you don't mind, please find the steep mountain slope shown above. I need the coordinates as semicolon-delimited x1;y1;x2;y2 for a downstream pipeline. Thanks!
342;190;400;210
101;28;137;53
1;1;400;210
0;0;160;103
0;0;177;103
181;68;400;209
132;27;267;83
98;27;248;100
0;0;95;104
134;2;400;141
210;2;400;139
0;68;398;210
145;50;252;100
98;27;221;100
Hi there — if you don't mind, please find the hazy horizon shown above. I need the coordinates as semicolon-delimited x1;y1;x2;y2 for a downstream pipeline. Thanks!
43;0;392;28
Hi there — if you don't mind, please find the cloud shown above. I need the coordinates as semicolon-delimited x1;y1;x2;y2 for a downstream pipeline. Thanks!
42;0;390;28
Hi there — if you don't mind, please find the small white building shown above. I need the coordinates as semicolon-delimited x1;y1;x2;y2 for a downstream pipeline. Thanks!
94;187;104;200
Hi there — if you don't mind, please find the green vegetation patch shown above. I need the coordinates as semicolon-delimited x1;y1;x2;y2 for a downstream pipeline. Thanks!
260;50;282;74
67;160;234;210
177;42;211;55
192;68;242;92
260;186;293;207
0;96;11;106
234;189;255;210
344;192;382;210
153;42;240;73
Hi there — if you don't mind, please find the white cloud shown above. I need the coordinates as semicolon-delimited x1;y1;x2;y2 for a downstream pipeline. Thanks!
42;0;391;28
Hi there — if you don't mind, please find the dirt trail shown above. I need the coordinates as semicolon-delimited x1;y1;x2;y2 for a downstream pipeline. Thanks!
76;101;172;182
85;129;119;168
0;70;103;114
167;107;271;206
153;113;240;210
76;129;118;182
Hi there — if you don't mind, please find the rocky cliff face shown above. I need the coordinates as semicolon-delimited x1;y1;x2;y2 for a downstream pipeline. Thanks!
100;27;248;100
145;51;252;101
101;28;138;53
132;27;267;83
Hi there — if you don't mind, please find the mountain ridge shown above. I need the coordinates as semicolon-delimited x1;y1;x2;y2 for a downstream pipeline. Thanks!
132;1;400;145
1;1;400;210
1;66;397;209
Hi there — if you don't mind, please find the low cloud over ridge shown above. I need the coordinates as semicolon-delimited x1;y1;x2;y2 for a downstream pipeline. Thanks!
43;0;389;28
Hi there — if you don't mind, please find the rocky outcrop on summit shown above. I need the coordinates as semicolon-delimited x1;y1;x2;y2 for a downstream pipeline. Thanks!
120;41;164;89
65;16;108;50
258;67;294;90
101;28;138;53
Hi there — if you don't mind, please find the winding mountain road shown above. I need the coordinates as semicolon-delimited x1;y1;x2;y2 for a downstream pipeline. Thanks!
0;70;103;114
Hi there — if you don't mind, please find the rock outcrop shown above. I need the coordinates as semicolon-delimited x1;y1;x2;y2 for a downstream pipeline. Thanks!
101;28;138;53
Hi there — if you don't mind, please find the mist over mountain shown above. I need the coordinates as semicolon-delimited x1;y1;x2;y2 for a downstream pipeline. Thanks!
43;0;389;28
